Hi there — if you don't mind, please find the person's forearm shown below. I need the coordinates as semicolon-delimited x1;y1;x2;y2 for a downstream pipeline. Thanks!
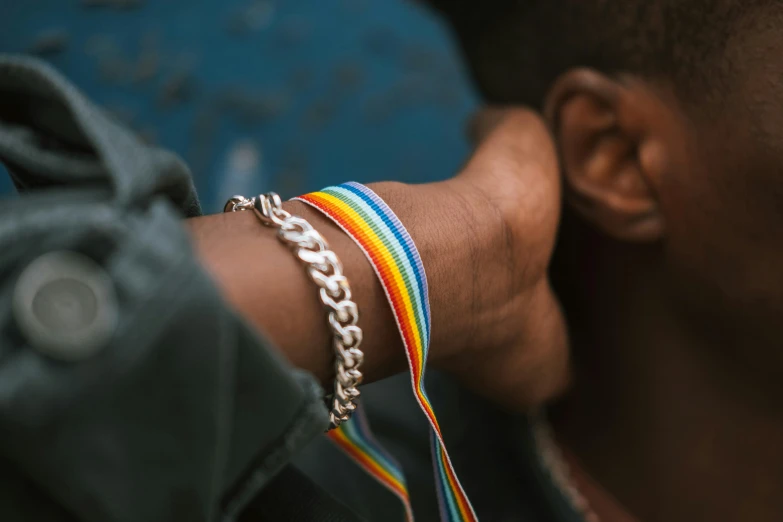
187;181;479;387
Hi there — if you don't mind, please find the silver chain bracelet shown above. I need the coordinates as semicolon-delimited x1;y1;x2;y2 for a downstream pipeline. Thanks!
224;193;364;430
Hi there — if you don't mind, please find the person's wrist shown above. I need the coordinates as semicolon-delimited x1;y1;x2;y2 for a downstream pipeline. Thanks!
428;177;520;367
364;180;499;368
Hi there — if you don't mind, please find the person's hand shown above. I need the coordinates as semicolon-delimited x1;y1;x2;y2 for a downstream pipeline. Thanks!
408;107;569;410
192;107;567;411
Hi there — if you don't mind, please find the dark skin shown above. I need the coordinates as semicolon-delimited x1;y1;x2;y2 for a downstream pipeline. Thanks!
193;8;783;520
448;10;783;522
546;70;783;522
189;110;569;413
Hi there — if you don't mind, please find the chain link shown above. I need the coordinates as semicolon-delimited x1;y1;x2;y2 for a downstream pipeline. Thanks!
225;193;364;430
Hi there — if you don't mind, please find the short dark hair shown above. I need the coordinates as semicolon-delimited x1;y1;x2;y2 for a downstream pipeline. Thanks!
428;0;773;108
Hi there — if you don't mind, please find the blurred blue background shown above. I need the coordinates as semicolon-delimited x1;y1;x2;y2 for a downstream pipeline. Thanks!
0;0;478;212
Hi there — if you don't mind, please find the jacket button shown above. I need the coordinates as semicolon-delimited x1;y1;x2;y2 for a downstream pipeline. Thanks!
13;251;118;361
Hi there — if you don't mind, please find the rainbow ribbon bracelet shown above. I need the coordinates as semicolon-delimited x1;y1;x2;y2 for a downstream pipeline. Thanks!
295;182;479;522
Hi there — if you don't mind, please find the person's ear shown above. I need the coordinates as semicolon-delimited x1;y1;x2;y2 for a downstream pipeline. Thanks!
544;68;664;242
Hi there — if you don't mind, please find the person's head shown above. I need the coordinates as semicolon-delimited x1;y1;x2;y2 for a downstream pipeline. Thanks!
427;1;783;367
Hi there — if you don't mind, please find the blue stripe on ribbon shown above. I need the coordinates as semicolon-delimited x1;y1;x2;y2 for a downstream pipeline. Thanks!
340;182;431;340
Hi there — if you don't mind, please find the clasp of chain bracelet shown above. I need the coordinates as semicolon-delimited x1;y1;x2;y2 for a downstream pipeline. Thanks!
224;192;364;430
224;193;291;227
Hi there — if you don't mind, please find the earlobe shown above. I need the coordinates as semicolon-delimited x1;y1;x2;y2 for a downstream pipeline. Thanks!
544;68;665;242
